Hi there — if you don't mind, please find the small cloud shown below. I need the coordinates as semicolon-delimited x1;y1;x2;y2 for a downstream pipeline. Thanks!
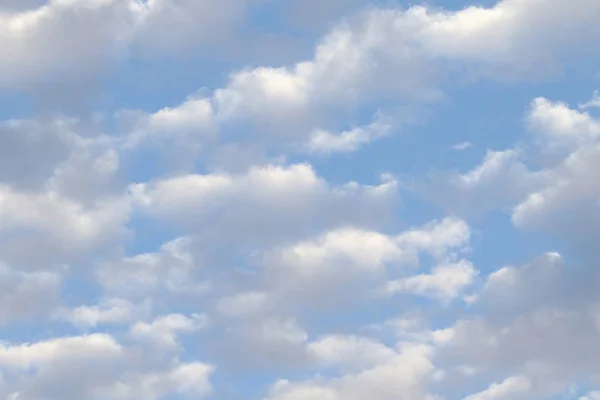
579;90;600;110
450;141;473;151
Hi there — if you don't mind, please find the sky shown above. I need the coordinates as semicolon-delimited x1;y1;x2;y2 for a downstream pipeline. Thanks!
0;0;600;399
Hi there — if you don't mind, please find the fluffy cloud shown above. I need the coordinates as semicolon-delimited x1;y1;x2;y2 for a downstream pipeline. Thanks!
97;236;208;300
0;0;259;91
0;333;214;400
0;263;61;325
130;164;399;249
306;116;392;154
260;217;471;308
266;343;438;400
131;0;249;54
0;117;73;188
54;298;152;330
512;98;600;247
433;249;600;399
130;313;208;348
214;316;311;371
0;184;129;268
427;93;600;257
306;334;396;372
463;376;532;400
418;94;600;398
1;0;599;398
0;0;135;90
386;259;478;303
115;0;600;158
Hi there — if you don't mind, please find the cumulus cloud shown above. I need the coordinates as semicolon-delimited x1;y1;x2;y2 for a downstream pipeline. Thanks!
0;333;214;400
130;164;399;249
0;263;61;325
306;334;396;372
0;183;130;268
266;343;438;400
463;376;532;400
113;0;600;158
387;259;478;303
0;0;260;92
1;0;600;398
432;249;600;399
54;298;152;330
130;313;209;348
244;217;473;312
97;236;208;300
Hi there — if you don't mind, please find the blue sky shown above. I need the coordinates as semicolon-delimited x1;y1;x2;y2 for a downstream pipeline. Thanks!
1;0;600;399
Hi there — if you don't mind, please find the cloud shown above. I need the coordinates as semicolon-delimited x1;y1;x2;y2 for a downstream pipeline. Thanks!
387;259;478;303
0;117;73;188
425;93;600;251
115;0;600;158
464;376;532;400
0;0;135;90
0;183;130;268
579;90;600;110
306;116;392;154
306;334;396;372
130;313;209;348
215;316;310;371
131;0;249;55
215;291;269;319
94;362;214;400
54;298;153;330
2;1;600;398
130;164;399;249
96;236;209;300
0;263;61;325
0;333;214;400
258;217;471;309
266;343;438;400
435;250;600;399
451;142;473;151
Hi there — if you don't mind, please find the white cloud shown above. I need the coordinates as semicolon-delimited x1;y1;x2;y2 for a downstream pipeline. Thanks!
579;90;600;110
527;97;600;158
306;335;396;372
97;236;209;299
215;317;310;370
94;362;214;400
436;249;600;399
464;376;532;400
131;0;249;54
130;164;399;248
0;0;256;91
130;313;209;347
0;263;61;325
216;291;269;318
307;116;392;154
580;391;600;400
0;333;214;399
260;217;471;307
117;0;600;157
267;343;438;400
0;183;130;268
0;0;135;90
121;95;216;153
54;298;152;330
451;141;473;151
387;259;478;303
0;117;73;188
509;96;600;255
2;1;600;399
0;333;122;371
